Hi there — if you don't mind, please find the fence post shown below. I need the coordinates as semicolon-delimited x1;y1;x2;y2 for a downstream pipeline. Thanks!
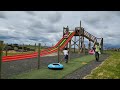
34;43;36;52
84;44;86;55
6;43;8;56
58;45;60;63
22;44;24;53
0;40;4;79
69;40;71;61
38;43;41;69
101;38;103;54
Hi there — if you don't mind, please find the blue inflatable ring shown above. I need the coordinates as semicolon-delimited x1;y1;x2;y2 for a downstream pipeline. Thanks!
48;63;64;70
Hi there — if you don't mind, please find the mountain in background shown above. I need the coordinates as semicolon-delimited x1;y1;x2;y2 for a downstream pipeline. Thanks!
104;43;120;49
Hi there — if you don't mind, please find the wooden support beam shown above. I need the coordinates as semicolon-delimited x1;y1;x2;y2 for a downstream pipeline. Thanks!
88;40;91;50
22;44;24;53
81;36;82;48
34;43;36;52
71;39;74;43
101;38;103;54
71;39;80;45
58;45;60;63
97;38;102;39
38;43;41;69
83;44;86;55
63;27;64;37
68;40;71;61
79;35;80;54
5;43;8;56
81;35;84;53
71;43;78;47
74;36;76;53
75;39;81;43
71;44;74;46
75;43;79;47
80;20;81;28
0;41;3;79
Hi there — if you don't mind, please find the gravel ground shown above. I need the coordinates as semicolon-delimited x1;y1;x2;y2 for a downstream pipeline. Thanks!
1;52;85;79
63;53;110;79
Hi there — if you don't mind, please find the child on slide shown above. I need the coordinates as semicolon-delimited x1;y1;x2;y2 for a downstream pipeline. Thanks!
64;29;69;38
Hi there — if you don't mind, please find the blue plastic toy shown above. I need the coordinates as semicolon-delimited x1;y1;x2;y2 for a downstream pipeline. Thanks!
48;63;64;70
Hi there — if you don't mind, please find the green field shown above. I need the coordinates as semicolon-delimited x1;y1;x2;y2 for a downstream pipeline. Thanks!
2;45;45;56
2;51;35;56
10;55;96;79
84;51;120;79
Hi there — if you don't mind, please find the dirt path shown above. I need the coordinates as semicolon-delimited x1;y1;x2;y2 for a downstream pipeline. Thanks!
63;53;110;79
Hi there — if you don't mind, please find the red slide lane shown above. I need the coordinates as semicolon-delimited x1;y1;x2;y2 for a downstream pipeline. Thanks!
39;32;72;55
37;37;64;53
2;32;75;62
40;32;75;56
60;32;75;50
40;32;71;53
47;37;64;50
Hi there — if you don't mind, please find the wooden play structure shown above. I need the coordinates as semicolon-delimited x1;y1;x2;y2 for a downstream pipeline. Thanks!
63;21;103;55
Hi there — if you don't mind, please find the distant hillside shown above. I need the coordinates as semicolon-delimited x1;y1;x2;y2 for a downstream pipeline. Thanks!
104;43;120;49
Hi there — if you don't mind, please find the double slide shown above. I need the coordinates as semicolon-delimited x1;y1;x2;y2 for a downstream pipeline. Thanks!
2;32;75;62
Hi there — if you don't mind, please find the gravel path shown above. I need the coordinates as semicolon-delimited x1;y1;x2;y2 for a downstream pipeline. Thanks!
63;53;110;79
1;53;85;79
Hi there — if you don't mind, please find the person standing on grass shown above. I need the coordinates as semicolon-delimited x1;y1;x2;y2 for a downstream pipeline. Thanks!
93;41;101;61
63;47;69;63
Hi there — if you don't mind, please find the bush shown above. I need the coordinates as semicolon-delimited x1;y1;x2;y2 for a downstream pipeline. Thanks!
14;47;18;51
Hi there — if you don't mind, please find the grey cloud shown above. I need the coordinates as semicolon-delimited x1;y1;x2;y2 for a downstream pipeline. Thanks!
0;35;20;40
30;21;46;29
28;37;46;41
0;12;6;19
25;11;35;15
113;11;120;16
94;24;109;29
84;18;109;29
107;33;120;38
84;18;100;25
46;26;61;33
0;36;11;39
48;12;62;23
28;20;60;34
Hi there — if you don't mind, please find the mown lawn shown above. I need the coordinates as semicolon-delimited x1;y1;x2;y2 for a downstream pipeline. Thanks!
2;51;35;56
84;51;120;79
10;54;96;79
2;48;45;56
2;44;46;56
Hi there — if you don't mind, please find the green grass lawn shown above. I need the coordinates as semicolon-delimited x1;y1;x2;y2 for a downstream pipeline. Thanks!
10;54;96;79
84;51;120;79
2;44;46;56
2;48;45;56
2;51;35;56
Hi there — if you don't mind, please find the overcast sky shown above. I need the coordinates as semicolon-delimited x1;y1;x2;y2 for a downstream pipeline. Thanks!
0;11;120;48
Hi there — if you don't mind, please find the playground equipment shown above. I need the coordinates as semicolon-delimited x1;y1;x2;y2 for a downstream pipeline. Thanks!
1;21;103;62
48;63;64;70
